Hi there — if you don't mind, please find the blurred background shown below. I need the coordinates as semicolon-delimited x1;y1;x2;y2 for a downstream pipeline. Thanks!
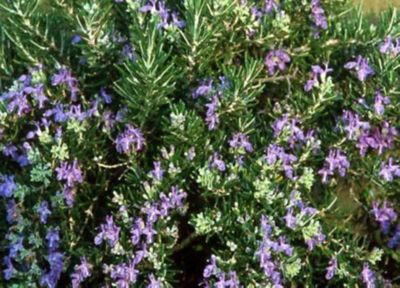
354;0;400;12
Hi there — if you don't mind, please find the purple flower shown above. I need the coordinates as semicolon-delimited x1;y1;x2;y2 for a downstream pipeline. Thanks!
215;274;227;288
8;237;24;258
100;87;112;104
45;103;68;123
143;221;157;244
147;274;161;288
265;49;291;75
271;115;306;147
356;122;397;156
38;201;51;224
379;37;400;56
302;206;318;216
325;257;337;280
250;7;263;21
141;202;161;224
94;215;121;247
140;0;184;29
203;255;218;278
71;35;82;44
2;144;30;167
63;185;76;207
265;144;297;179
1;90;30;116
229;132;253;153
139;0;158;13
283;208;298;229
344;55;374;82
380;37;394;54
24;84;48;108
373;91;390;116
109;260;139;288
276;236;293;256
115;124;145;154
158;186;187;216
305;227;326;250
158;192;173;217
264;0;278;13
202;258;240;288
265;144;283;165
171;12;186;29
55;159;83;187
343;111;397;156
40;251;64;288
342;110;370;140
192;79;213;99
361;263;376;288
224;271;240;288
67;104;87;122
311;0;328;30
209;152;226;172
388;225;400;249
46;228;60;252
3;255;13;280
116;107;128;122
71;257;92;288
0;175;17;198
169;186;187;209
2;144;18;158
131;218;145;245
151;161;164;181
256;215;284;287
121;43;136;62
102;110;117;131
134;246;147;265
304;64;332;91
318;149;350;183
372;201;397;234
135;187;186;245
205;95;219;130
51;68;80;102
6;199;18;224
379;158;400;182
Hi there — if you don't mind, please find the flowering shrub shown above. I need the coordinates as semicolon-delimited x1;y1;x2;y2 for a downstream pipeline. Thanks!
0;0;400;287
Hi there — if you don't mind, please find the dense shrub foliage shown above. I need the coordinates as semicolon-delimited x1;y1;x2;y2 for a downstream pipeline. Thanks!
1;0;400;287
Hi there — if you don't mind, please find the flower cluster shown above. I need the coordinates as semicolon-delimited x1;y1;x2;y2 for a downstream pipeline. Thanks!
0;66;47;115
40;229;64;288
95;215;121;247
372;201;397;234
311;0;328;32
265;144;297;179
342;110;397;156
256;215;294;287
51;68;79;102
318;149;350;183
139;0;185;29
379;36;400;56
344;55;375;82
115;124;145;154
264;49;291;75
229;132;253;153
202;255;240;287
379;158;400;182
55;159;83;206
304;64;332;91
71;257;92;288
